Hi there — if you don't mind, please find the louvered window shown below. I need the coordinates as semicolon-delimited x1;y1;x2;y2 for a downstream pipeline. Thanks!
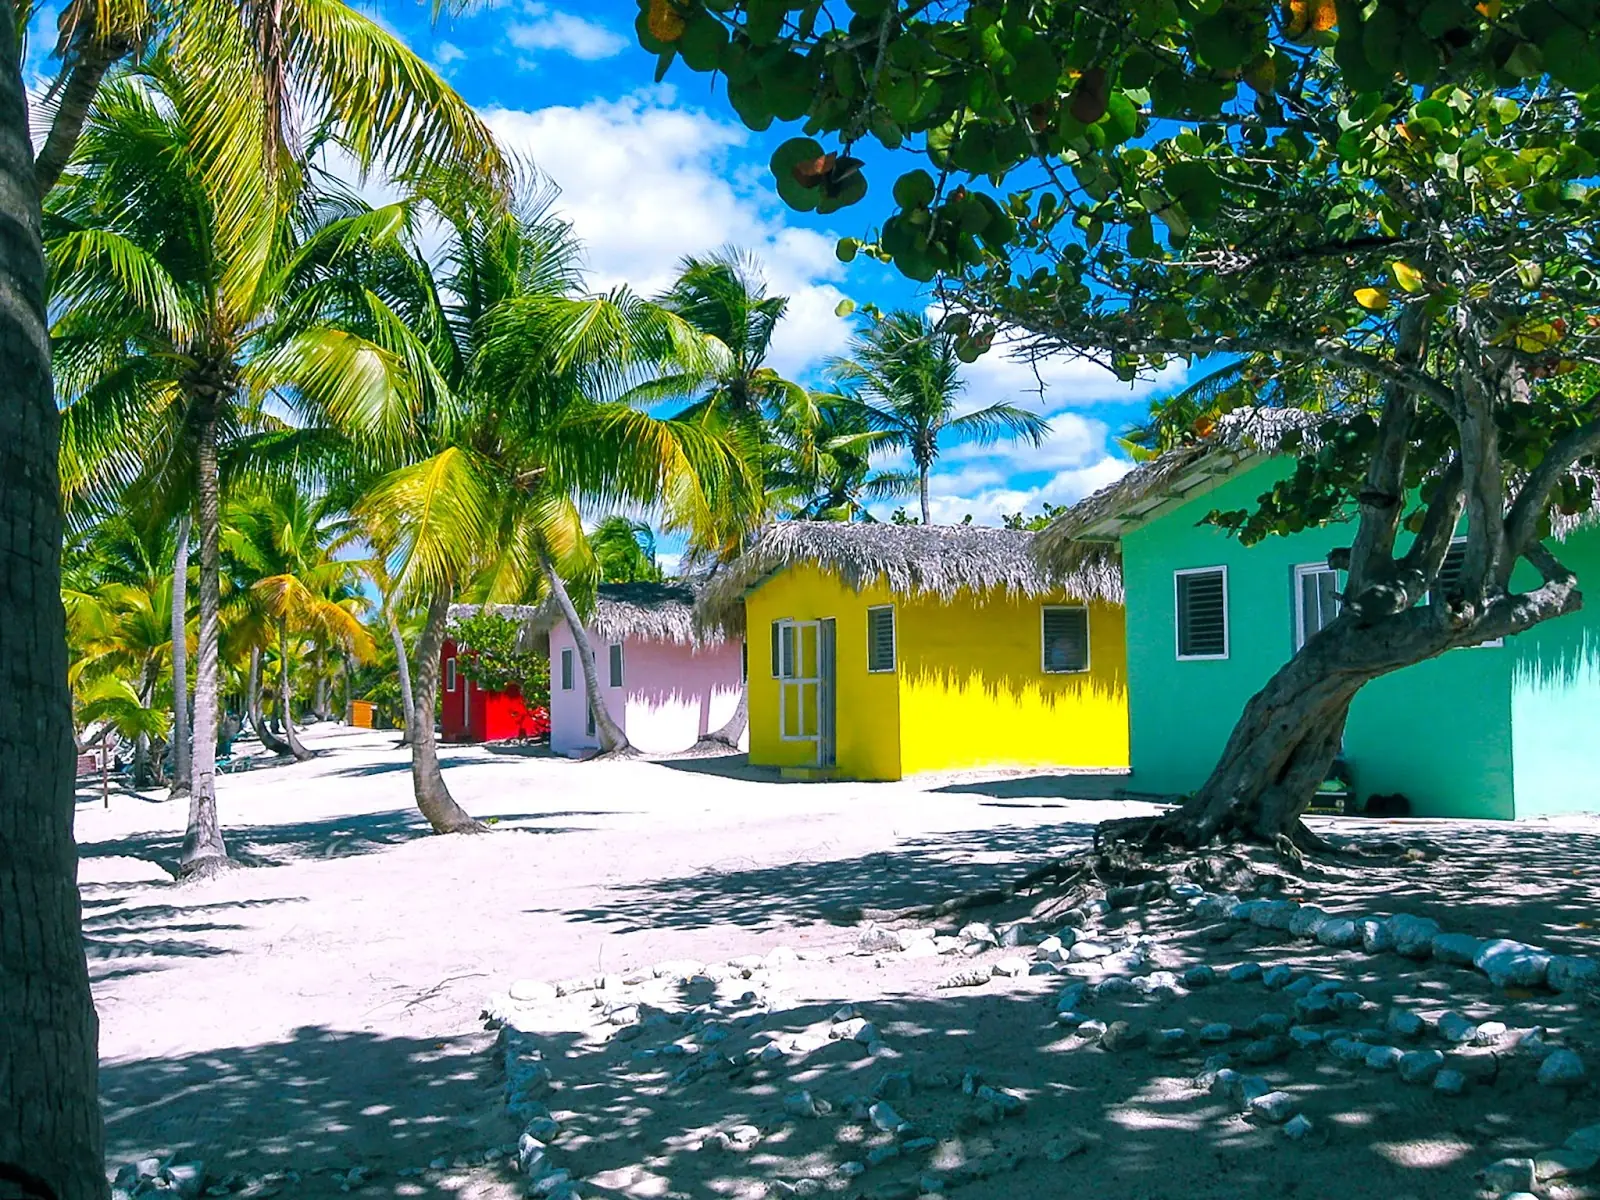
1433;538;1503;647
560;647;574;690
867;606;896;672
1042;606;1090;673
1176;567;1229;659
608;643;624;688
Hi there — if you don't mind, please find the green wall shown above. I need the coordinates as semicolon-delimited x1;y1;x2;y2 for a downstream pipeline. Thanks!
1510;529;1600;817
1122;459;1516;819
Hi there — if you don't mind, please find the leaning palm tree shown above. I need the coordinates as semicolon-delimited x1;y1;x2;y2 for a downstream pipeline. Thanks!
354;183;758;815
50;61;437;876
828;310;1052;524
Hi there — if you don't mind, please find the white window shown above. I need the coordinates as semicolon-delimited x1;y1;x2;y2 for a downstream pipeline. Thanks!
771;620;797;678
1435;538;1503;647
560;647;575;690
866;605;896;672
1294;563;1340;649
608;643;624;688
1175;567;1229;660
444;657;458;692
1042;606;1090;673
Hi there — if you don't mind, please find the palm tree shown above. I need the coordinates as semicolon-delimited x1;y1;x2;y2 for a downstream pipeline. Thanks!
354;184;758;810
591;516;665;582
50;61;437;877
224;485;374;760
828;311;1052;524
767;395;917;521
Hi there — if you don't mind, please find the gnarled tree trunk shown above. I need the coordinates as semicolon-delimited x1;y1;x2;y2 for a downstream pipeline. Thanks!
410;590;483;833
178;405;231;878
1;20;109;1191
168;513;191;799
387;610;416;744
539;550;630;756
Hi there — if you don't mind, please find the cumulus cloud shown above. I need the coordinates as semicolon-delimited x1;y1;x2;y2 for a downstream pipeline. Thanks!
481;89;854;375
434;41;467;65
924;456;1133;526
506;5;627;61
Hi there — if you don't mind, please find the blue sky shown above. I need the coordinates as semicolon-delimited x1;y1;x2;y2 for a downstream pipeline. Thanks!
28;0;1189;552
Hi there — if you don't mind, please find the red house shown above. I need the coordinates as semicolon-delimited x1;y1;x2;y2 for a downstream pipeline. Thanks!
438;637;550;743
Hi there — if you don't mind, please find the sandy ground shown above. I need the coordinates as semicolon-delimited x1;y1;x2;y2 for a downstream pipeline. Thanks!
77;725;1600;1200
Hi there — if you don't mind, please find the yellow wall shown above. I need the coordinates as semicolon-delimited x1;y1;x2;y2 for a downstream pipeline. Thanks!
746;563;1130;781
897;592;1129;776
746;564;902;779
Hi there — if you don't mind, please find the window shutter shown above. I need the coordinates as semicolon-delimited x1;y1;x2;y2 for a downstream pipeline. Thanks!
771;621;782;677
1042;607;1090;672
1177;570;1228;658
1437;541;1467;597
867;607;896;672
608;644;624;688
561;648;574;690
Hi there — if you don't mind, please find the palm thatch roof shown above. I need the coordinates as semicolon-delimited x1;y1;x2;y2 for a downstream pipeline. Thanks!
1034;407;1324;574
698;520;1123;636
456;583;718;647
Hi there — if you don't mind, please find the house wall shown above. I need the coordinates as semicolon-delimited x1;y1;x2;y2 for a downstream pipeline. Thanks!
547;622;742;756
746;564;903;780
897;591;1129;776
621;635;744;755
439;638;471;741
1510;527;1600;817
1122;459;1515;818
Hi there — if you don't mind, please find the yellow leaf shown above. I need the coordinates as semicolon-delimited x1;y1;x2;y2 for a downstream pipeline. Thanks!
1391;261;1425;293
1354;287;1390;311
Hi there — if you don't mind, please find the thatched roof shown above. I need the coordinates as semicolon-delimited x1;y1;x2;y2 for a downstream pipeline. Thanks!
456;582;717;647
698;521;1124;635
1034;407;1323;574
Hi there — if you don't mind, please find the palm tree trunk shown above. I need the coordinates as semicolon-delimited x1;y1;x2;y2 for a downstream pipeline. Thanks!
247;645;293;755
538;550;631;756
168;513;192;799
410;590;482;832
313;642;328;720
278;625;314;761
0;23;108;1194
388;610;417;744
31;36;127;199
692;683;747;752
179;404;232;877
919;469;931;526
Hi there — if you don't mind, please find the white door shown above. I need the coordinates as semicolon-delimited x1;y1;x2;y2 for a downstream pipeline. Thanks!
776;619;835;767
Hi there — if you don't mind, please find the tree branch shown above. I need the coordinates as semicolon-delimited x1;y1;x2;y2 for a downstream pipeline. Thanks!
1504;394;1600;563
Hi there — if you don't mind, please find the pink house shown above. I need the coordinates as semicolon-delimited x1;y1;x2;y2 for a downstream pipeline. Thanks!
546;583;745;757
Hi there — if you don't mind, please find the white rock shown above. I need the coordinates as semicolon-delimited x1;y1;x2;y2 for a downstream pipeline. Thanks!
1436;1012;1479;1044
1068;941;1114;962
1288;906;1330;937
1387;914;1441;958
1479;1158;1536;1193
1364;1045;1404;1071
1248;1091;1300;1124
1249;900;1299;931
1430;932;1484;966
764;946;800;968
1474;939;1551;988
868;1102;907;1133
1539;1049;1587;1087
1358;917;1395;953
1535;1147;1600;1181
1282;1114;1314;1141
1549;955;1600;992
959;922;998;946
991;958;1029;979
1315;918;1361;948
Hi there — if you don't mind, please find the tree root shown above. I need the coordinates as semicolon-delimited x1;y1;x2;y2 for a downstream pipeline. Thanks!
176;854;240;882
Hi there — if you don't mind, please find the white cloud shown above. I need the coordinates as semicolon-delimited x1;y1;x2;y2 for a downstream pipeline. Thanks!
924;456;1133;526
481;89;854;378
951;333;1188;416
434;41;467;65
506;5;628;62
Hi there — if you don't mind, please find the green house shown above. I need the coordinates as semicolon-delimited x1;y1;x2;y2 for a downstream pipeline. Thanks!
1051;443;1600;820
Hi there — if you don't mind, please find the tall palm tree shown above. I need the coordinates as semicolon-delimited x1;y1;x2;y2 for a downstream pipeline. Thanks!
354;184;758;810
224;485;373;759
0;12;103;1191
828;311;1052;524
767;395;916;521
50;61;434;877
591;516;664;582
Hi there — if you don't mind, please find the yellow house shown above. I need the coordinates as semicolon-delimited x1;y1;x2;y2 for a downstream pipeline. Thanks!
702;522;1129;781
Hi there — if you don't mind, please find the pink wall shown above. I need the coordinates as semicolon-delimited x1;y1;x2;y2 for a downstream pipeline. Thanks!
547;623;745;756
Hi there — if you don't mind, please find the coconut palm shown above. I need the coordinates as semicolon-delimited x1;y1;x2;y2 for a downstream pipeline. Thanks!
223;485;374;759
49;61;435;876
591;516;665;583
767;395;917;521
828;311;1052;524
351;184;757;818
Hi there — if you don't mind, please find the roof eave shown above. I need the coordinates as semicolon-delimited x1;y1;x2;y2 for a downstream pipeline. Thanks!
1078;448;1263;542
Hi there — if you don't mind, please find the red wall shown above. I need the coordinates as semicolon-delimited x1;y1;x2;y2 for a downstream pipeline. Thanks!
439;638;548;743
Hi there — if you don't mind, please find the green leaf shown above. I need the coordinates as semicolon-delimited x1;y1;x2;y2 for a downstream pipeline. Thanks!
834;298;856;317
893;169;937;209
